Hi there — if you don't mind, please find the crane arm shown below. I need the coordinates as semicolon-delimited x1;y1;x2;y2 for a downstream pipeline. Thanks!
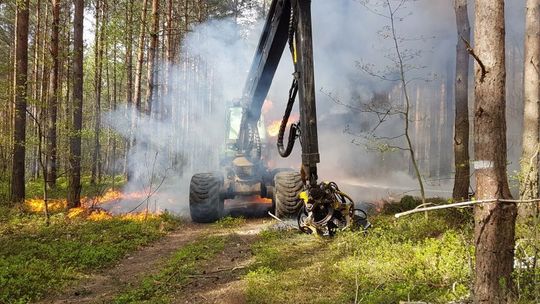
237;0;291;152
237;0;320;186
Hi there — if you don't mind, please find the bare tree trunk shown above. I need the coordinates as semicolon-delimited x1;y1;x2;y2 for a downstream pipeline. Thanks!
163;0;173;120
64;5;72;174
125;0;133;106
452;0;470;201
519;0;540;217
32;0;41;106
46;0;60;189
145;0;160;116
91;0;104;185
103;20;111;177
36;4;51;180
112;36;118;188
68;0;84;208
128;0;149;181
473;0;517;302
124;0;134;179
134;0;149;112
30;0;42;180
11;0;30;204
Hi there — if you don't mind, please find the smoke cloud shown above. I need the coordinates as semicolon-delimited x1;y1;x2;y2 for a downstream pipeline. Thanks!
104;0;526;215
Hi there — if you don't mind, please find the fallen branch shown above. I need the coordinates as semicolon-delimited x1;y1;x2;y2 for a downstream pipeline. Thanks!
204;265;247;274
460;35;487;82
395;198;540;218
187;274;220;279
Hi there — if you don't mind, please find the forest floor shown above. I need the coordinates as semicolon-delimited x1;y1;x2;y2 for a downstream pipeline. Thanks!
40;218;270;304
1;195;538;304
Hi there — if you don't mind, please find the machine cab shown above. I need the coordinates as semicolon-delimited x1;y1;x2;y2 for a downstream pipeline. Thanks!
222;104;267;164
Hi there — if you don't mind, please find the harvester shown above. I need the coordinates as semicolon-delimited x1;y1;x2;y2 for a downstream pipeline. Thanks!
189;0;368;235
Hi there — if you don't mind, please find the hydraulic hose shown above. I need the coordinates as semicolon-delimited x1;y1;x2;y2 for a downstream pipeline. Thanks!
277;78;299;157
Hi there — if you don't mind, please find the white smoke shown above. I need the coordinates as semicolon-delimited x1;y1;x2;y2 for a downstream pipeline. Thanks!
104;0;526;214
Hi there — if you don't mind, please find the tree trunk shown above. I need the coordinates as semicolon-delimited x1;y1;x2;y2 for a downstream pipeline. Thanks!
164;0;173;120
125;0;134;106
134;0;149;112
124;0;134;179
30;0;42;180
452;0;470;201
64;5;72;174
46;0;60;189
91;0;104;185
128;0;149;181
473;0;517;302
145;0;160;116
68;0;84;208
11;0;30;204
519;0;540;217
112;37;118;184
36;4;51;180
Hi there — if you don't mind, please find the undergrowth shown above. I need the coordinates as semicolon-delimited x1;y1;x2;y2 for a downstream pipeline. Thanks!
245;200;537;304
0;207;181;304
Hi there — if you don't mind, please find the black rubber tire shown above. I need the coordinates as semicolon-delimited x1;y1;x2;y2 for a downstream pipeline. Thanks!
273;171;303;218
189;173;224;223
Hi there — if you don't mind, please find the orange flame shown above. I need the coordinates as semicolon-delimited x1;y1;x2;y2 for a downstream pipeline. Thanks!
267;114;299;137
267;120;282;137
23;189;164;221
252;196;272;204
23;189;149;213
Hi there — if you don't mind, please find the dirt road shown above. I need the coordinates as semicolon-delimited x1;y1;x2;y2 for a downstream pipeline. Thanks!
39;217;272;304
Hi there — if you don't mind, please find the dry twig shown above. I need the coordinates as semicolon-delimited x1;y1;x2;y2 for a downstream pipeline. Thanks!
460;35;487;82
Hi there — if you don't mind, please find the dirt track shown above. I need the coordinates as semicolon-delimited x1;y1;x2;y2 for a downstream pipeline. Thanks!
38;218;271;304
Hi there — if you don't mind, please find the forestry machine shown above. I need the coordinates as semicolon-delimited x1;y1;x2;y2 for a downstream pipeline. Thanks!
189;0;369;235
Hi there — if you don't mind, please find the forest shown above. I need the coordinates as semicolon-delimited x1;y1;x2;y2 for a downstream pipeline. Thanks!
0;0;539;303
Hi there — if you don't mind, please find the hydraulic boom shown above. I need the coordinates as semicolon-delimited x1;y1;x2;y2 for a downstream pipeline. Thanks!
189;0;369;235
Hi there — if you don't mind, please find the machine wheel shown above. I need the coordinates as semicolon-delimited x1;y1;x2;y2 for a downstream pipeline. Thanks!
189;173;224;223
273;171;303;218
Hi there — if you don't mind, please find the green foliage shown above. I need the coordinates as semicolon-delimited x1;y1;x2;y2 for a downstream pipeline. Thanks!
513;220;540;302
112;236;225;304
0;209;181;304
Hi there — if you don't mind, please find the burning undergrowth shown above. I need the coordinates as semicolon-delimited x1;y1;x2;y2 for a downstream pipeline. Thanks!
23;188;176;220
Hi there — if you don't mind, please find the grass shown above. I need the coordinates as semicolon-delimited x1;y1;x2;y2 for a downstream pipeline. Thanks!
0;206;182;304
244;198;539;304
112;235;226;304
215;215;247;228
